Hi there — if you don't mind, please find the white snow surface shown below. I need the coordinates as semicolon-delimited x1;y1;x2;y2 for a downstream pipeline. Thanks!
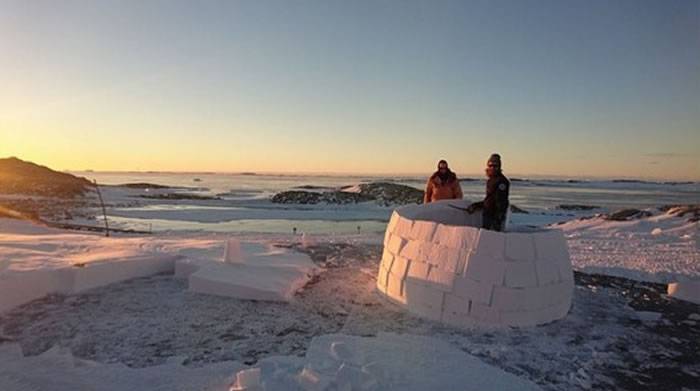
555;209;699;283
0;343;241;391
0;218;316;312
231;332;542;391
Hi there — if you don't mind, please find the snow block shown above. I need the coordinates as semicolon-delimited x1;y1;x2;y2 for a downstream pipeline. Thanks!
189;262;310;302
386;272;406;303
389;256;410;280
464;252;506;285
407;260;431;280
469;302;501;324
174;258;202;279
386;211;400;234
668;281;700;305
399;239;423;261
504;261;539;288
385;234;406;256
452;277;493;305
474;229;505;257
443;293;470;315
535;259;560;285
376;201;573;328
73;255;177;293
426;267;455;292
393;215;414;238
492;286;542;312
434;225;479;251
404;278;445;309
505;233;535;262
376;266;390;292
408;220;437;242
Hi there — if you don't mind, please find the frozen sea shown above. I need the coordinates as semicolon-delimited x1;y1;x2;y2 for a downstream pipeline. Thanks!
72;171;699;234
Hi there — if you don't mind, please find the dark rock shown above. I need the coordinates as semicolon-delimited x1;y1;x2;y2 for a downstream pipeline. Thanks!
271;191;372;205
510;204;529;214
120;183;172;189
659;204;700;223
605;209;653;221
559;204;600;211
355;182;423;206
272;182;423;206
136;193;220;201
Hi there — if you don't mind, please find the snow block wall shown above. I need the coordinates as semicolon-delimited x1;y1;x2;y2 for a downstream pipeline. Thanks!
377;200;574;327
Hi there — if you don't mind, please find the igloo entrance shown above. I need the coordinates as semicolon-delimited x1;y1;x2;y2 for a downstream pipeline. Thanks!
377;199;574;327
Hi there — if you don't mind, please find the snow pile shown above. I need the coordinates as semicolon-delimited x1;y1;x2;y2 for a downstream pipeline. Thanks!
377;201;573;327
668;281;700;305
0;218;315;313
556;207;699;283
229;333;542;391
175;240;317;302
0;218;179;313
0;343;241;391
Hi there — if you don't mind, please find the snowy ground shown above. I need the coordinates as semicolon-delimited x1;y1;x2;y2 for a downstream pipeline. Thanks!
0;209;698;390
557;208;699;283
1;238;699;390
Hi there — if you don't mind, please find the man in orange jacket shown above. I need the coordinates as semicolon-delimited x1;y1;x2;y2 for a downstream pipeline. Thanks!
424;160;463;203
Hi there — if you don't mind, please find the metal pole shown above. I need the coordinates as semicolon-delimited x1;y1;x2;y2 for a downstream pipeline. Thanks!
93;180;110;237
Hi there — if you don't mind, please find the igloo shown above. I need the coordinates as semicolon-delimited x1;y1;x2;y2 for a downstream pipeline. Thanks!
377;199;574;327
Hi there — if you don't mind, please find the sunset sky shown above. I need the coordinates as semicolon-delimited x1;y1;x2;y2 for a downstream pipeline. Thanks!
1;0;698;179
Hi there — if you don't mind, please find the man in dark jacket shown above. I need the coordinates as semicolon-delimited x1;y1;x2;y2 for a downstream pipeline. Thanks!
467;154;510;231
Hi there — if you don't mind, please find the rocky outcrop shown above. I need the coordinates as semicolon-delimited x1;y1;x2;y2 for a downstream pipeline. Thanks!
354;182;423;206
271;190;374;205
604;209;653;221
0;157;93;198
272;182;423;206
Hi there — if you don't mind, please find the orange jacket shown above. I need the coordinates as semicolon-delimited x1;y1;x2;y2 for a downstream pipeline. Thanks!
424;173;463;203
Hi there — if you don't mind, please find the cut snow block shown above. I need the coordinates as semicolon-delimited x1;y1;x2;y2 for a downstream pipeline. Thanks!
408;220;437;242
469;302;501;324
535;259;560;285
504;261;539;288
223;239;243;263
399;239;423;260
443;293;471;316
376;201;573;328
188;262;310;302
404;277;445;309
505;233;535;262
73;255;177;293
386;211;400;234
492;286;542;312
474;229;505;257
464;252;506;285
558;261;574;283
386;272;406;303
426;266;455;292
174;258;202;279
407;260;431;280
393;215;414;238
668;281;700;305
452;277;493;305
390;256;410;280
434;225;479;251
385;235;406;256
0;269;72;313
376;266;390;292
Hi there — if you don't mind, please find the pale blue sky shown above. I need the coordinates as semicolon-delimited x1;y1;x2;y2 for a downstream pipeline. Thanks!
1;0;698;179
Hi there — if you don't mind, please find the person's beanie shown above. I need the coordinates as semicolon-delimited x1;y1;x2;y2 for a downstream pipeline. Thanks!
488;153;502;167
